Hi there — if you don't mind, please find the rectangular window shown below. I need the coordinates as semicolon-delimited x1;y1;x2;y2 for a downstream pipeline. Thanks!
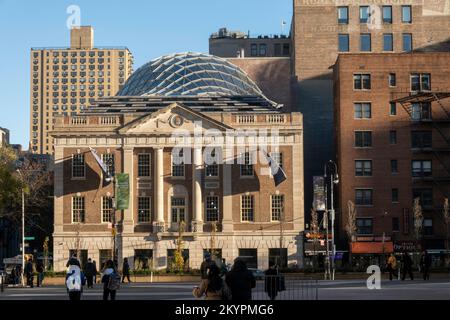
138;154;151;177
360;34;371;52
282;43;290;56
392;189;399;203
423;219;433;236
72;154;85;178
72;196;85;223
391;160;398;174
383;6;392;23
389;73;396;87
392;217;400;232
137;197;151;223
205;148;219;177
171;197;186;223
403;33;413;52
238;249;257;269
383;34;394;51
134;249;153;270
241;195;254;222
402;6;412;23
338;6;349;24
354;103;372;119
360;6;370;23
355;189;373;206
206;196;219;222
274;43;281;56
172;149;185;177
412;131;432;149
240;152;254;176
271;194;284;221
355;131;372;148
411;102;432;120
355;160;372;177
413;188;433;207
390;130;397;145
102;153;115;177
354;74;371;90
259;44;267;56
356;218;373;235
338;34;350;52
102;196;113;223
250;44;258;57
390;103;397;116
269;248;288;268
412;160;432;177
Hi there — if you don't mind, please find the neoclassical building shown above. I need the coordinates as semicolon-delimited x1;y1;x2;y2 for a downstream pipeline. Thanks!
52;53;304;271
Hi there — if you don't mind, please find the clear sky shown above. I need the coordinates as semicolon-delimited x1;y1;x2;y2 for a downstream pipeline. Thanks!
0;0;292;147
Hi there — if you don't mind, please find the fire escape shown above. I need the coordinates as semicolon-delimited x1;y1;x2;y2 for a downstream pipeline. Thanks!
391;90;450;221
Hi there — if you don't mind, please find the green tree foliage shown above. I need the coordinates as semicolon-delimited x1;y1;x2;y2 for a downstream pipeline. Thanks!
0;146;21;215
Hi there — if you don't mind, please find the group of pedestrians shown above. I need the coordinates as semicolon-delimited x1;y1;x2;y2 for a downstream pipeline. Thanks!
21;258;45;288
65;254;130;301
193;252;285;301
386;250;433;281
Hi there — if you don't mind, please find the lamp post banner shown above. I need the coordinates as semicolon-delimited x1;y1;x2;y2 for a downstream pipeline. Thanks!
313;176;326;211
116;173;130;210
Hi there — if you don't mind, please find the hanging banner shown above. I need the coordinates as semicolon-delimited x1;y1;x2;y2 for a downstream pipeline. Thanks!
313;176;326;211
116;173;130;210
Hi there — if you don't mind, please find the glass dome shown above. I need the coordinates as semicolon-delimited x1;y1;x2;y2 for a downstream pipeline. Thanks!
117;52;268;98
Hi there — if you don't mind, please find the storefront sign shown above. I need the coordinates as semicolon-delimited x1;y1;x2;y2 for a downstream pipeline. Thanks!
394;241;421;252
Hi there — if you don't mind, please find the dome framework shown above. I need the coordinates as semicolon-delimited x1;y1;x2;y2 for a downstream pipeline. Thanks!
118;52;274;103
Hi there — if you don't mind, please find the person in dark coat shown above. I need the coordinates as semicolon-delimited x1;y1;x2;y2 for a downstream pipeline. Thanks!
36;261;44;287
264;265;280;300
225;258;256;301
24;258;34;288
401;252;414;281
92;260;98;284
84;258;96;288
420;250;432;280
122;258;132;283
200;252;213;280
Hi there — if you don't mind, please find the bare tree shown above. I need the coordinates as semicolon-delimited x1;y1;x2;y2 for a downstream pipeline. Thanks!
413;198;423;242
346;201;357;242
443;198;450;252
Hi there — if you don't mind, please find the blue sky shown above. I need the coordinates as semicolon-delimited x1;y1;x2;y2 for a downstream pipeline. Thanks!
0;0;292;147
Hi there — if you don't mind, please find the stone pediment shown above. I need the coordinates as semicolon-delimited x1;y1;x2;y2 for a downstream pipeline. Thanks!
119;103;233;135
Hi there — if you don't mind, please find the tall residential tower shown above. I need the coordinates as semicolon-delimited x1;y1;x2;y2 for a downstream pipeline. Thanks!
30;26;133;154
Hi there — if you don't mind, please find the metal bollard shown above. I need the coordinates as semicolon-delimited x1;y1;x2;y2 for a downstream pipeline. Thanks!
1;274;4;293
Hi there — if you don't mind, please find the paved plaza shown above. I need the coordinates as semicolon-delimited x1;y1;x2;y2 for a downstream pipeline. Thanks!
1;279;449;300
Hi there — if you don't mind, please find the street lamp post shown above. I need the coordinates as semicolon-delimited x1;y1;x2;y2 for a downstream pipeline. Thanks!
324;160;339;281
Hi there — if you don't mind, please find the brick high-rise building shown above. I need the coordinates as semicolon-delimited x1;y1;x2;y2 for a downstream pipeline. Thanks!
292;0;450;219
334;52;450;262
30;26;134;154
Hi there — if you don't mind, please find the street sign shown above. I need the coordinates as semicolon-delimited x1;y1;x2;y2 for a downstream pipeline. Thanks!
24;237;35;241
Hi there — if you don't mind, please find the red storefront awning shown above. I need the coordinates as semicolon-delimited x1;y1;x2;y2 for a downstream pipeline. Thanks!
351;242;394;254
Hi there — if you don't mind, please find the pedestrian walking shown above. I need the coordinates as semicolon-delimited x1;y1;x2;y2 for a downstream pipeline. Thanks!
200;252;213;280
386;253;398;281
219;258;228;277
93;260;98;284
66;253;81;268
36;261;44;287
193;263;231;300
225;258;256;301
66;256;85;301
420;250;432;280
264;265;281;300
101;260;120;301
401;252;414;281
24;258;34;288
121;258;132;283
84;258;96;288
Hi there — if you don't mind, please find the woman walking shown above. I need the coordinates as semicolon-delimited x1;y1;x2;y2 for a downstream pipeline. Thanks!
193;263;230;300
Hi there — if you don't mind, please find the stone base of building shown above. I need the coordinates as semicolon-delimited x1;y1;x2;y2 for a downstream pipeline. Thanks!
53;232;304;272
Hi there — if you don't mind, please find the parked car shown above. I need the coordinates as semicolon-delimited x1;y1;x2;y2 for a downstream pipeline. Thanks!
248;268;264;280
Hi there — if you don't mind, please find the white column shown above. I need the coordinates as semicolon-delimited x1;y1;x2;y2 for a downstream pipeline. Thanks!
192;147;203;232
222;146;234;232
154;147;165;232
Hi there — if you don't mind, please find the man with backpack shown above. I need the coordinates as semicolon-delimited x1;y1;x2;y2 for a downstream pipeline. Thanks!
101;260;120;300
